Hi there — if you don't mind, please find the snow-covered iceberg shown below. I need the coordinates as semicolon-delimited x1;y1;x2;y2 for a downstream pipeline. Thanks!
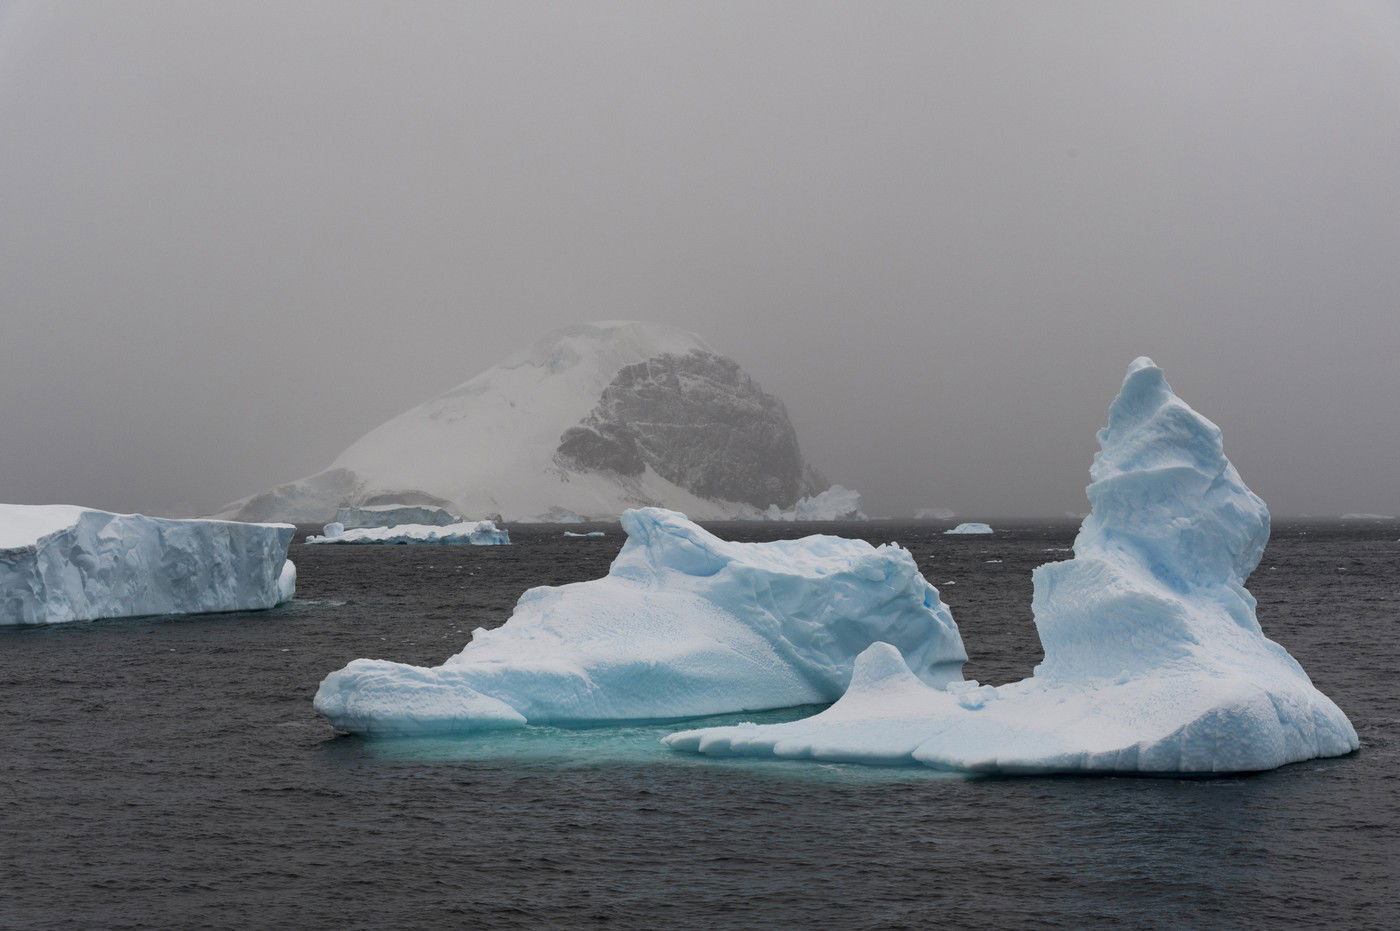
314;507;965;736
1;505;295;625
944;522;993;535
666;358;1358;774
334;504;461;529
306;520;510;545
563;530;605;538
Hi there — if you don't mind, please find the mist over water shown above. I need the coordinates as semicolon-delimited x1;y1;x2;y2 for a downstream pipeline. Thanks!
2;2;1399;518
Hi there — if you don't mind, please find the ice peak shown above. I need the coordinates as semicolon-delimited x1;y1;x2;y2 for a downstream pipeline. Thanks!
1079;358;1267;588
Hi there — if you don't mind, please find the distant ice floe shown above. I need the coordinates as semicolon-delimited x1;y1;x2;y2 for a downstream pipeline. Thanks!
944;522;993;535
313;507;965;736
306;520;509;545
0;505;294;625
665;358;1358;774
1339;513;1396;521
563;531;605;538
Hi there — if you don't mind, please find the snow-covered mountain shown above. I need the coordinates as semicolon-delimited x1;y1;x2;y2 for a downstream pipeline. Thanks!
217;321;848;523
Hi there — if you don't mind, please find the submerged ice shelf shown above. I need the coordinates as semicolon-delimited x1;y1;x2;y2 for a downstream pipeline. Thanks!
0;505;295;625
314;507;965;736
665;358;1358;774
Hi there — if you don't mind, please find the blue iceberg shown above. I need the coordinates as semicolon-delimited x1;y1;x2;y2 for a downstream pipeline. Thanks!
314;507;965;735
666;358;1358;774
1;505;295;625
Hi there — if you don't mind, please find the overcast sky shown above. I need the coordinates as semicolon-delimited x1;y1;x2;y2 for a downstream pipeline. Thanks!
2;1;1398;518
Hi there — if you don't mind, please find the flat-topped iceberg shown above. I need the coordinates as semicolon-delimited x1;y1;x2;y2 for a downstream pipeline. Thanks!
334;504;461;529
666;358;1358;774
307;520;509;545
945;522;993;535
314;507;965;736
1;505;295;625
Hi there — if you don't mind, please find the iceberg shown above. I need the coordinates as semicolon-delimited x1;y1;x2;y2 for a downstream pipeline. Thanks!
305;520;510;545
334;504;462;529
945;522;993;535
314;507;965;736
666;358;1358;774
741;485;867;521
1;505;295;625
563;530;605;538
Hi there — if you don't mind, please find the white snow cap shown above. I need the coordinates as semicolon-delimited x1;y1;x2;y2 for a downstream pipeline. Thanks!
666;357;1358;774
313;507;965;736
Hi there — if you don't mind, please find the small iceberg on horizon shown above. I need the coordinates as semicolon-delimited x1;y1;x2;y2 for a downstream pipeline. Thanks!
563;530;605;538
313;507;965;736
665;358;1358;775
944;522;993;535
307;520;510;545
1;505;295;625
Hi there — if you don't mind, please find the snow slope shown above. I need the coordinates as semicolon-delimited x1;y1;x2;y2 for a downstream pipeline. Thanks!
666;358;1358;774
335;504;461;529
218;321;847;523
313;507;965;736
1;505;295;625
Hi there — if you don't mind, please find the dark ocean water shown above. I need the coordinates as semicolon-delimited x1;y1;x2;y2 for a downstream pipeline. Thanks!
2;520;1397;930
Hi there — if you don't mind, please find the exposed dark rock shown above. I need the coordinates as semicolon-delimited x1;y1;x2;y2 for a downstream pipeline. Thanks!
556;350;816;509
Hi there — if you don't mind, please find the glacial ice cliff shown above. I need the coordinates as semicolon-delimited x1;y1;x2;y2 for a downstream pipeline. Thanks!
747;485;867;521
216;322;855;523
665;358;1359;774
314;507;965;736
306;520;510;545
0;505;295;625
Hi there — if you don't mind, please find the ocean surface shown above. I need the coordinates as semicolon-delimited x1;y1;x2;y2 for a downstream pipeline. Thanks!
3;520;1397;929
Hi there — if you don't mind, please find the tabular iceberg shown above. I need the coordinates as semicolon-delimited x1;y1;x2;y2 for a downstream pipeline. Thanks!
314;507;965;736
1;505;295;625
945;522;993;535
306;520;510;545
666;358;1358;774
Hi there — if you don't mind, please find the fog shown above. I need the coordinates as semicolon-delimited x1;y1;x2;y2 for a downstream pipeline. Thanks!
2;1;1398;518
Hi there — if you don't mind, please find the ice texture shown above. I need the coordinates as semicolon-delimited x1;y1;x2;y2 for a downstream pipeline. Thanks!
314;507;965;736
305;521;510;545
749;485;866;521
666;358;1359;774
0;505;295;625
334;504;461;529
945;522;993;534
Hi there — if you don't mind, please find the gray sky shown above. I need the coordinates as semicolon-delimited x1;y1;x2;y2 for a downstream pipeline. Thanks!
2;1;1398;519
